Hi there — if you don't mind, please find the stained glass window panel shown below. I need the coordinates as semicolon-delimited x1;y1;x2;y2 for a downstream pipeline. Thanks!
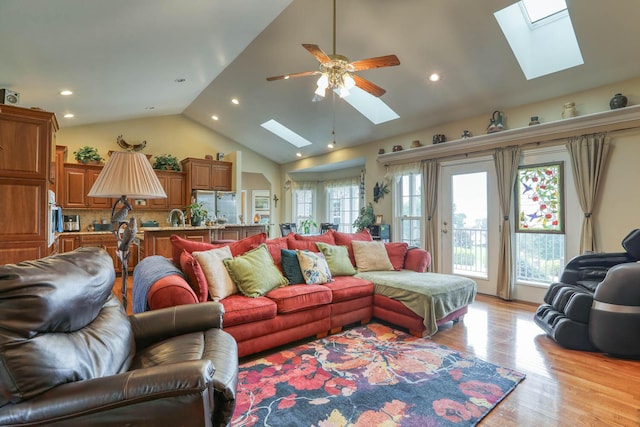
516;162;564;233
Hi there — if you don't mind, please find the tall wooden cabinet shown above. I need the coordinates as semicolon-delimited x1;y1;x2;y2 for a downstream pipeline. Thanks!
0;105;58;265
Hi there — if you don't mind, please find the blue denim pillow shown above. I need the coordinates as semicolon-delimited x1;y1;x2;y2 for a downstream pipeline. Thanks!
280;249;305;284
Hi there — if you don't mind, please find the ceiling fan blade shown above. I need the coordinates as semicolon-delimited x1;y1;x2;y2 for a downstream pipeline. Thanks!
302;44;331;63
266;70;319;81
352;75;386;97
350;55;400;71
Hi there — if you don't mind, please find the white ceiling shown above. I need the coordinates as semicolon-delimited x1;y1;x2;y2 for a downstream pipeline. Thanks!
2;0;640;165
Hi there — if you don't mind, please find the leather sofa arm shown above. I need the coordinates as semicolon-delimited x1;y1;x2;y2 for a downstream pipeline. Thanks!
0;360;214;426
404;247;431;272
130;302;225;350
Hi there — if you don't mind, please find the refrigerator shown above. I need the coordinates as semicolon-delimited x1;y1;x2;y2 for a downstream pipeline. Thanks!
192;190;238;224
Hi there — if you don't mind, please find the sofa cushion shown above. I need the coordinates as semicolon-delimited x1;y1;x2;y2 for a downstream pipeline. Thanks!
322;276;374;303
333;229;373;266
255;236;290;270
287;239;321;252
352;240;394;272
170;233;267;265
385;242;409;271
293;231;336;244
297;250;333;284
220;294;277;327
266;284;332;314
405;247;431;272
224;244;288;297
281;249;305;284
179;250;209;302
192;246;236;301
316;242;357;276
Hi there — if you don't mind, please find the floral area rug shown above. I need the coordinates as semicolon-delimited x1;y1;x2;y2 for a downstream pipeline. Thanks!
231;323;525;426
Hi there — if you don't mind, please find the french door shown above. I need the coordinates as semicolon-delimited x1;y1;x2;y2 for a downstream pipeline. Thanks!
439;158;499;295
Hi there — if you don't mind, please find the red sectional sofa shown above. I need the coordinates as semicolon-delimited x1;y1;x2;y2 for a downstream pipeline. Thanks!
133;230;476;358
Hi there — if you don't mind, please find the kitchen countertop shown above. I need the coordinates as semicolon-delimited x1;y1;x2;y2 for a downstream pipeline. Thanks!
57;223;267;236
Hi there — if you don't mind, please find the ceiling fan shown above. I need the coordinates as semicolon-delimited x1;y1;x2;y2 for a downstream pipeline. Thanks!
266;0;400;100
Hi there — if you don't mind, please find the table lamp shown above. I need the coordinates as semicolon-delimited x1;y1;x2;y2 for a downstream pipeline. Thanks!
88;151;166;310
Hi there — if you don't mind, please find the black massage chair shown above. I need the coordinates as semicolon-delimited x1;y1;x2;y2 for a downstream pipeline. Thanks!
534;229;640;358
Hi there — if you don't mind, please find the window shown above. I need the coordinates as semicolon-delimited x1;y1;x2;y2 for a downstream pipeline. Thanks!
515;162;565;284
396;174;421;246
293;188;314;228
326;181;360;232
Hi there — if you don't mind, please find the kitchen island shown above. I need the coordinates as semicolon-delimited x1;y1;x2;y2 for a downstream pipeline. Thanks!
141;224;268;258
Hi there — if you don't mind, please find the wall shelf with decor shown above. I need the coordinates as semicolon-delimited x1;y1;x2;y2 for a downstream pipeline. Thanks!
377;104;640;165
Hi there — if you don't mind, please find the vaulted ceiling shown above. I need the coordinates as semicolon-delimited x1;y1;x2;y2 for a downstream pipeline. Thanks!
2;0;639;164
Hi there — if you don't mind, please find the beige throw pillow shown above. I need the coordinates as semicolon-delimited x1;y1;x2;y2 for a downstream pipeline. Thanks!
352;240;394;272
192;246;236;301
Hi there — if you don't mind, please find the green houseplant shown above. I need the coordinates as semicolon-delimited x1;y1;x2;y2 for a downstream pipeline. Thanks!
299;216;318;234
186;202;208;226
152;154;181;171
73;146;103;164
353;203;376;232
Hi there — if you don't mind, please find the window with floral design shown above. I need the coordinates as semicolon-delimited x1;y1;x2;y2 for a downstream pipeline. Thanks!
516;162;564;233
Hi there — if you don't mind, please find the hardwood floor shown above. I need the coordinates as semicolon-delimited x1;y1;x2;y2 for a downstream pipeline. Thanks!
119;276;639;426
433;294;640;427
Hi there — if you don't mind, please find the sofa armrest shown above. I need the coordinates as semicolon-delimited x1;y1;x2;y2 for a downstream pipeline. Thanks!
0;360;214;426
404;247;431;272
147;274;199;310
130;302;225;350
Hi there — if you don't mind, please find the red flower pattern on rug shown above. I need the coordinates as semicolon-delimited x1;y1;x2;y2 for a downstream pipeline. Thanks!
232;323;525;426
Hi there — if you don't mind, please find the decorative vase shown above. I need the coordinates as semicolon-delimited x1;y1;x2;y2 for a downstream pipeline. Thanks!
410;140;422;148
432;134;446;144
609;93;628;110
392;145;403;152
191;216;202;227
378;148;385;155
529;116;540;126
461;130;472;139
253;213;260;223
562;102;576;119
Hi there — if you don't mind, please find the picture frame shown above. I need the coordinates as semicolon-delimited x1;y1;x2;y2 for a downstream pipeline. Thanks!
375;214;383;225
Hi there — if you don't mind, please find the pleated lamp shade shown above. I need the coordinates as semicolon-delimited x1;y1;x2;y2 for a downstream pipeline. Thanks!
88;151;167;199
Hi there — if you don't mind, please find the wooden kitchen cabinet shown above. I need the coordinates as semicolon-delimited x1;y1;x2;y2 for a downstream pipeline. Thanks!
61;164;112;209
58;233;138;272
147;171;185;210
143;228;210;259
181;158;232;196
0;105;57;265
212;225;266;241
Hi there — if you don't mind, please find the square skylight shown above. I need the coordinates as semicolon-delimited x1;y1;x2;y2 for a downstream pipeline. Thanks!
521;0;566;23
495;0;583;80
340;87;399;125
261;119;313;148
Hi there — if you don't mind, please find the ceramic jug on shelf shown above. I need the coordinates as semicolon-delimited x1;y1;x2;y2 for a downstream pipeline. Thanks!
487;110;504;133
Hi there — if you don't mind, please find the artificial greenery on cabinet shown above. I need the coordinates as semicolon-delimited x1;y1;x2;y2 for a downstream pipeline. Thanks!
152;154;181;171
73;146;103;164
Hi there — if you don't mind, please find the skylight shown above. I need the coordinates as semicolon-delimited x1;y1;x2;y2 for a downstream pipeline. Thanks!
494;0;583;80
261;119;313;148
340;87;399;125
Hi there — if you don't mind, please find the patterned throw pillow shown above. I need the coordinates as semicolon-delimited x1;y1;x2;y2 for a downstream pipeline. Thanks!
296;250;333;284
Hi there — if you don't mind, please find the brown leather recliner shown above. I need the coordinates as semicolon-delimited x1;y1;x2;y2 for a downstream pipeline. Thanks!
0;247;238;427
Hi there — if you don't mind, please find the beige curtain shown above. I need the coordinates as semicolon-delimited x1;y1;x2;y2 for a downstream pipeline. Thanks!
566;133;610;253
421;160;439;271
493;146;521;300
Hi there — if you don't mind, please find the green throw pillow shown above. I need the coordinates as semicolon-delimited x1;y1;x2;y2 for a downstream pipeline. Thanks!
223;244;288;297
316;242;357;276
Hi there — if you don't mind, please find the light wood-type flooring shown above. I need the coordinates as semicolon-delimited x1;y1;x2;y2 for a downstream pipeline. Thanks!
117;278;639;426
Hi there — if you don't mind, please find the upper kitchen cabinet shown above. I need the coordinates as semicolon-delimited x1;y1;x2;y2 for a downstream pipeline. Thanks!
0;105;57;180
147;170;185;209
61;163;112;209
181;158;232;194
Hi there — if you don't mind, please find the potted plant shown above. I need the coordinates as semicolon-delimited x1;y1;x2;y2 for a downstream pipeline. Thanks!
353;203;376;231
299;216;318;234
185;202;208;226
152;154;181;171
73;146;103;164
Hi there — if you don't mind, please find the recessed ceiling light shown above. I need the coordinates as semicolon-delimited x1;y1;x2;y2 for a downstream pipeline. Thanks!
174;78;186;83
145;106;155;110
429;73;440;82
60;90;73;96
231;98;239;105
211;115;219;121
296;152;302;157
63;113;74;118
